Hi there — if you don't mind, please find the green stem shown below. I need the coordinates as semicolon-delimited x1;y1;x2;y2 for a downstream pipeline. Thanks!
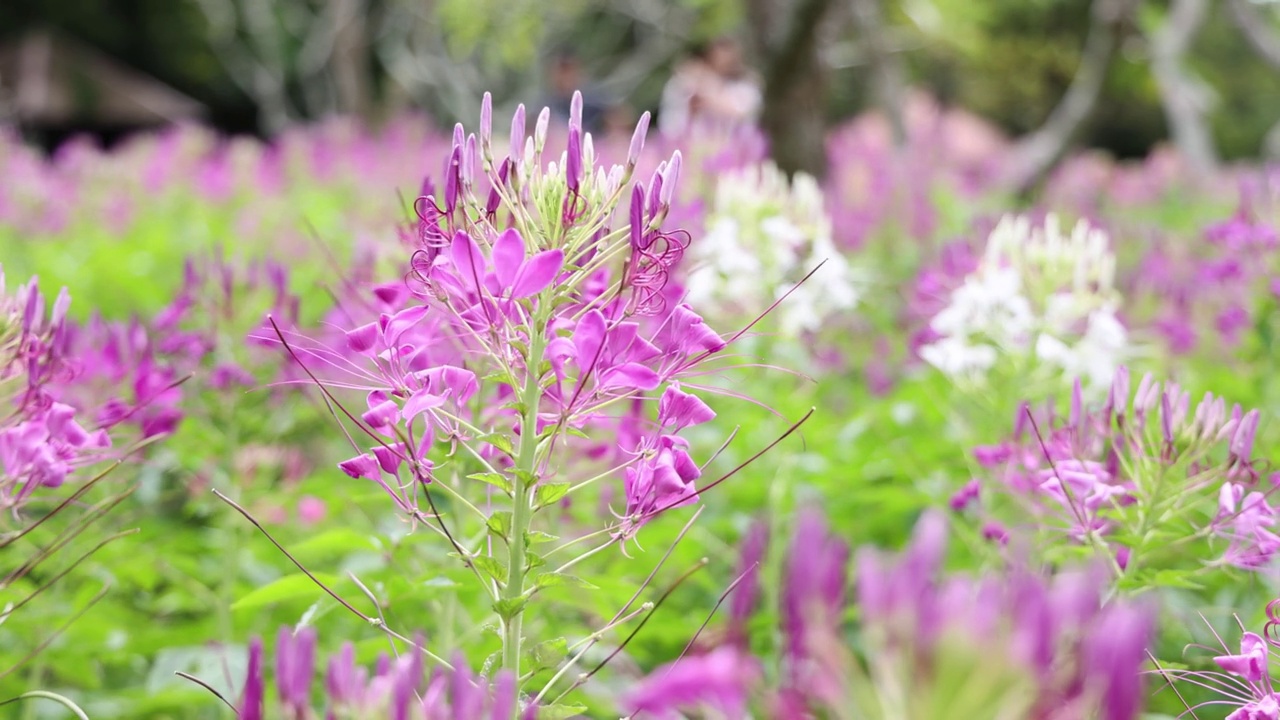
4;691;91;720
502;319;547;684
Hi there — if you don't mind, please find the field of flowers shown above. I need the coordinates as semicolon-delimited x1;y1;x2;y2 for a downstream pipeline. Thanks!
3;92;1280;719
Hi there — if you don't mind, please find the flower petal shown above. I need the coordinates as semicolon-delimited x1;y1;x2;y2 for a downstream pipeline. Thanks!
402;389;445;422
492;228;525;290
450;231;486;287
602;363;660;391
573;310;607;375
511;249;564;299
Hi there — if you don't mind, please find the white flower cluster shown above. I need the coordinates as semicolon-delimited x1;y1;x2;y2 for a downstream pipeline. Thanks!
920;214;1126;389
684;162;858;336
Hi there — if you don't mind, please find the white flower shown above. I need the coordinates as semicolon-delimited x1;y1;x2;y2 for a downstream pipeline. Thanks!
921;214;1127;390
687;161;859;336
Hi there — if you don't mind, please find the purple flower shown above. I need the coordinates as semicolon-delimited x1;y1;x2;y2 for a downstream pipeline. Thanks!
239;638;265;720
783;506;850;660
1216;632;1270;682
620;435;701;537
657;385;715;431
623;646;757;719
275;626;317;714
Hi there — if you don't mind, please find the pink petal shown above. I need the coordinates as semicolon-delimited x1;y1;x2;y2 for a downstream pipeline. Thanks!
372;443;406;474
1214;632;1268;682
511;249;564;299
573;310;607;374
346;322;380;353
420;365;480;404
602;363;660;391
450;231;486;287
402;389;445;422
381;306;429;347
492;228;526;290
658;386;715;429
545;337;576;380
338;454;379;480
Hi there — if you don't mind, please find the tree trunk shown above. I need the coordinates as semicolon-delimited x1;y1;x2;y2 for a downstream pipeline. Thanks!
1006;0;1137;194
331;0;373;120
746;0;837;178
849;0;907;148
1226;0;1280;159
1148;0;1216;174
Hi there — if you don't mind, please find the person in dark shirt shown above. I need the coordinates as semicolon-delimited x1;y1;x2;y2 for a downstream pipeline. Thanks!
543;50;607;135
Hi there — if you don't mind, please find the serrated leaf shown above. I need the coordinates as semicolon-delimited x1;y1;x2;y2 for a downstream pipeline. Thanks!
561;426;590;440
526;550;547;570
473;556;508;584
469;471;512;493
493;596;528;620
480;649;502;677
231;572;339;611
533;482;571;508
538;703;588;720
480;433;515;456
525;530;558;544
482;371;516;387
534;572;596;590
487;511;513;540
524;637;567;673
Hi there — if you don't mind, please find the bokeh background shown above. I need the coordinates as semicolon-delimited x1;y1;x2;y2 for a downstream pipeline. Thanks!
4;0;1280;168
4;1;1280;719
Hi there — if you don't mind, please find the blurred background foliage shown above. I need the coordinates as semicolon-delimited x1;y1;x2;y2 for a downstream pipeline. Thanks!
2;0;1278;159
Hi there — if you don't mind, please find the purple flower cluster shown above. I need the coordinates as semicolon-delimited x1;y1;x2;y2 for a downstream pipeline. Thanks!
1131;196;1279;356
857;512;1152;720
280;94;733;540
0;270;111;512
1160;598;1280;719
237;627;526;720
626;508;1153;719
959;368;1269;575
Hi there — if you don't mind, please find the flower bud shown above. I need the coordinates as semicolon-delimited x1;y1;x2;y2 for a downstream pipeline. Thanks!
479;91;493;152
628;111;651;167
509;103;526;162
660;151;682;207
534;107;551;152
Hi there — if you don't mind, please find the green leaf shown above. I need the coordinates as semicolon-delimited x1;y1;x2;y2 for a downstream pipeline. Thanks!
480;433;515;456
487;511;513;540
480;649;502;678
534;572;596;590
473;556;508;585
525;530;559;544
493;596;528;620
525;550;547;571
231;572;339;611
533;482;571;509
560;426;590;440
469;472;512;493
538;703;588;720
523;637;567;673
482;370;516;387
289;529;378;559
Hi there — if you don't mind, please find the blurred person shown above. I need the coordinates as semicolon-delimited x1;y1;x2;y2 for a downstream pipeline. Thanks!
543;50;606;134
602;102;638;143
659;37;762;136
